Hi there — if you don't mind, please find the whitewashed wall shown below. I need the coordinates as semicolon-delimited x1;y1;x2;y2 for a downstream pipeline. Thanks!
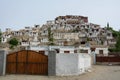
28;46;76;55
79;46;108;56
56;54;79;76
48;52;92;76
59;48;75;53
28;46;48;55
78;54;85;73
79;46;91;54
82;54;91;70
95;48;108;56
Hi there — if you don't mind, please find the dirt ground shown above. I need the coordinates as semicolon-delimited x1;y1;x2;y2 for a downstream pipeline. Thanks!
0;65;120;80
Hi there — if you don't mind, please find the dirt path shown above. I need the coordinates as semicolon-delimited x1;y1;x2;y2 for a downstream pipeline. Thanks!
0;65;120;80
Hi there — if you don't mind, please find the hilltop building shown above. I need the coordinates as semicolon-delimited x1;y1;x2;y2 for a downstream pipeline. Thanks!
1;15;116;52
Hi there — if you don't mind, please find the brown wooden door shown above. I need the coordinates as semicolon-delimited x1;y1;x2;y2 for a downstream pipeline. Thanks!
6;50;48;75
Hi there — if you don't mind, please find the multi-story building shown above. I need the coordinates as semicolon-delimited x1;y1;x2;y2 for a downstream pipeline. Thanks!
53;32;79;46
1;15;116;49
55;15;88;25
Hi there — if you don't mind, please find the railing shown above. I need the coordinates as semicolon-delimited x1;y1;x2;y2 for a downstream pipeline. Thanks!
96;55;120;62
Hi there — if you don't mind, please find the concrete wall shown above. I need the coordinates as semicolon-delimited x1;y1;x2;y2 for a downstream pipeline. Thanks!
48;51;56;76
48;51;91;76
59;48;75;53
0;50;7;76
28;46;76;55
95;48;108;56
79;46;108;56
56;53;80;76
91;51;96;64
82;54;92;70
28;46;49;55
79;46;91;54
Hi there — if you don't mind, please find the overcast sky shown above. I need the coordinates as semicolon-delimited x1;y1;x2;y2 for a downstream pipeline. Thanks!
0;0;120;32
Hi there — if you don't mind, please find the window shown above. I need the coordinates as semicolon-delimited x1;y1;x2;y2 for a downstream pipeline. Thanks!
99;50;103;55
81;41;86;44
83;26;85;28
107;33;110;36
80;49;88;53
55;49;60;53
64;51;70;53
3;38;5;41
64;41;68;46
85;29;88;32
90;33;92;35
87;25;89;28
96;29;99;31
74;50;77;53
39;51;45;55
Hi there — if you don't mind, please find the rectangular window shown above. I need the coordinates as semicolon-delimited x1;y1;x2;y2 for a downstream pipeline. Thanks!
39;51;45;55
81;41;86;44
99;50;103;54
74;50;77;53
80;49;88;53
107;33;110;36
64;51;70;53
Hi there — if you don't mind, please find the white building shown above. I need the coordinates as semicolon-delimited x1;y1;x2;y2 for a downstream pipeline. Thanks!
1;34;11;43
27;46;76;55
78;45;109;56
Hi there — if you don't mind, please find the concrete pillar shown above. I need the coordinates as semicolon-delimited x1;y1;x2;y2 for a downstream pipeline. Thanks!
91;51;96;64
0;50;7;76
48;51;56;76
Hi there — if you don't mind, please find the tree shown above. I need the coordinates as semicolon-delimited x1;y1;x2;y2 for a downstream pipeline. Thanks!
115;36;120;52
48;27;55;45
106;23;120;52
109;35;120;52
8;38;19;49
106;23;119;38
0;29;2;43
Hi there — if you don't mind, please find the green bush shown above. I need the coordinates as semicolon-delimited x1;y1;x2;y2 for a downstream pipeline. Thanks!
8;38;19;49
